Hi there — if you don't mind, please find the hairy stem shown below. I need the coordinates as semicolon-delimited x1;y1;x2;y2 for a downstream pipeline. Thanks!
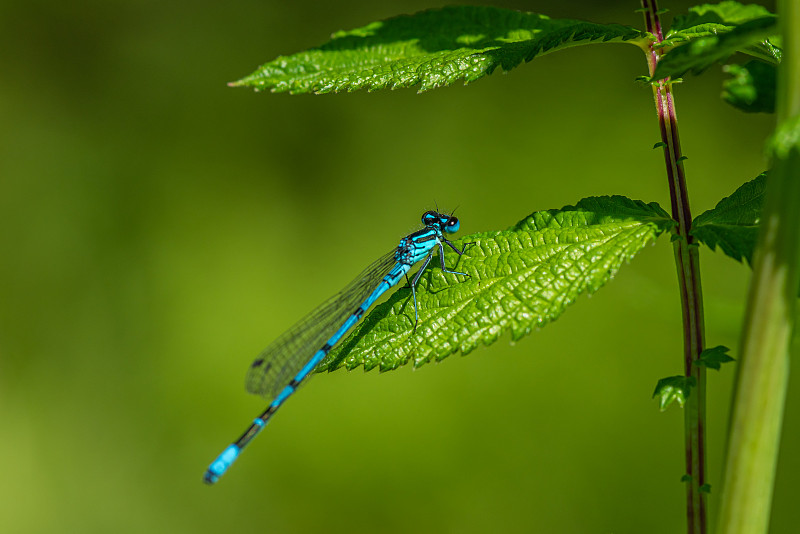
717;1;800;532
640;1;707;533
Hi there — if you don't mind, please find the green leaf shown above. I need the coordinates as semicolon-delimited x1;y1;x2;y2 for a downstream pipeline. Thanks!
319;197;672;372
667;1;775;37
231;6;643;94
661;1;778;53
653;16;778;80
691;173;766;265
653;376;696;411
695;345;735;370
722;60;776;113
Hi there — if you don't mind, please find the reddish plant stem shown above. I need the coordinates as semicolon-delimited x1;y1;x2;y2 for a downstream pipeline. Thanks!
640;2;707;534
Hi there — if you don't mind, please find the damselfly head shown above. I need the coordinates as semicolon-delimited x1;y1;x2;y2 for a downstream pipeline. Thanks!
422;210;460;234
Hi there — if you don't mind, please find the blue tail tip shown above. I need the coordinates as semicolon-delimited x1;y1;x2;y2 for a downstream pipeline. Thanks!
203;444;240;485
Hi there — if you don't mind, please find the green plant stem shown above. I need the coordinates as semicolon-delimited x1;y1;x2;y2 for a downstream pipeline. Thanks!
717;2;800;533
640;2;707;533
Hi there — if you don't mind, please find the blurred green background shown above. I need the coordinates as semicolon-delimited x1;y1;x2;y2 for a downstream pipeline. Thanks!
2;0;795;532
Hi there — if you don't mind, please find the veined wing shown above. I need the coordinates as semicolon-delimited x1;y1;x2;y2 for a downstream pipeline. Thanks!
245;250;400;399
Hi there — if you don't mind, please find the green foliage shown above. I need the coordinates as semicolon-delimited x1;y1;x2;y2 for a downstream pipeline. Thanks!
648;2;780;83
666;1;775;39
722;60;776;113
220;4;783;528
695;345;735;370
691;173;766;264
319;197;672;372
230;6;642;94
653;376;696;411
653;17;778;80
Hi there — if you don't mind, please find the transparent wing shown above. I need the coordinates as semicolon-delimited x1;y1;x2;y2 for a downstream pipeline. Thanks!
245;250;400;399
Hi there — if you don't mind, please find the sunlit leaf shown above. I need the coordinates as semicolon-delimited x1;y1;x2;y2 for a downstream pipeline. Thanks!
231;6;643;94
320;197;672;372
